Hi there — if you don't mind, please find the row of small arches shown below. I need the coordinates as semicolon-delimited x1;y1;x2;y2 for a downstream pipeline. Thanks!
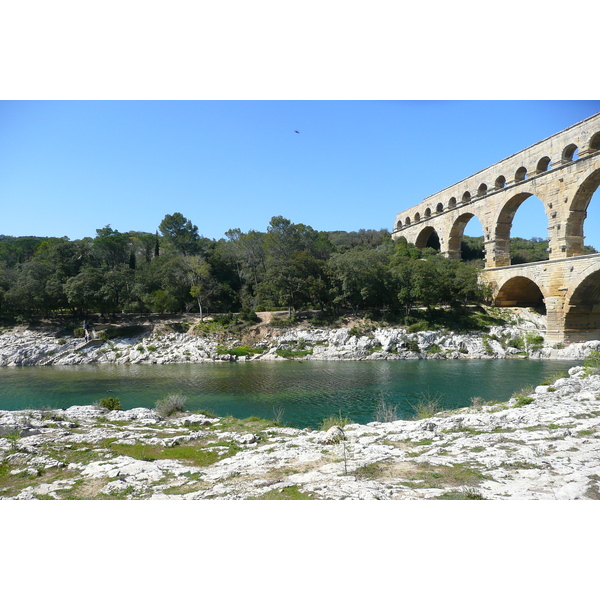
397;132;600;229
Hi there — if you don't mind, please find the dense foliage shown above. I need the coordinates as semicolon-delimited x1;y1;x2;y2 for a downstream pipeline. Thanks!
3;213;586;321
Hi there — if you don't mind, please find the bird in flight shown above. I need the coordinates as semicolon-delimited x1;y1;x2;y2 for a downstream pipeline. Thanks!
294;130;300;134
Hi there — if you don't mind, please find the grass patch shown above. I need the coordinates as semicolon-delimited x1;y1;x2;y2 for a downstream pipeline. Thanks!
320;411;352;431
250;484;313;500
435;487;485;500
109;440;242;467
409;391;443;420
402;462;488;489
354;461;388;480
216;344;262;357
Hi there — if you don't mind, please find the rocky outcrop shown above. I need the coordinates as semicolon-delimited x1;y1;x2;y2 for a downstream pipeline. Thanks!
2;365;600;500
1;311;598;367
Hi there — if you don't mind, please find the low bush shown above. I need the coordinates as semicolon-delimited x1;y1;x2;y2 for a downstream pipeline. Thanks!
525;333;544;348
216;345;261;357
156;394;187;417
407;320;430;333
507;335;524;350
98;397;121;411
373;398;398;423
513;395;534;407
276;348;312;359
584;349;600;371
348;326;365;338
406;340;420;353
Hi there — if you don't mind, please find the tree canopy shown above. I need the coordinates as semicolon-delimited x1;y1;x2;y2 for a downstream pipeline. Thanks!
2;213;576;321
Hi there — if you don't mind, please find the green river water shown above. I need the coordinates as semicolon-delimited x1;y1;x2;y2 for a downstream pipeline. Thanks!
0;359;580;429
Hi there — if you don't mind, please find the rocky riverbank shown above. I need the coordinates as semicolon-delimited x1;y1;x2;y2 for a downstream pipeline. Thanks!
1;308;599;366
2;364;599;500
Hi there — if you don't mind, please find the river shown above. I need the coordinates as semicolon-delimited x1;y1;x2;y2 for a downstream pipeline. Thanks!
0;359;581;429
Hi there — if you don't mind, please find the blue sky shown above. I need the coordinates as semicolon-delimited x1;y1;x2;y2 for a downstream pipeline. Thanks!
1;100;600;249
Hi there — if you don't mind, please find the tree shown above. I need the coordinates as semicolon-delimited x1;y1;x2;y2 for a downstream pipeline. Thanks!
329;248;390;314
260;216;329;315
92;226;131;268
185;256;220;320
65;268;106;315
159;213;201;256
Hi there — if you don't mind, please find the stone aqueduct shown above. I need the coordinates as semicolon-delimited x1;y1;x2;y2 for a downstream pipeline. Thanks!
391;112;600;344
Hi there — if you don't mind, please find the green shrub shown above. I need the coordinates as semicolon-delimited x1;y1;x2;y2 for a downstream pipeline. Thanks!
507;335;524;349
526;333;544;348
73;328;85;338
216;345;261;357
407;320;430;333
513;395;534;407
348;326;364;338
406;340;420;353
584;349;600;371
276;348;312;359
239;307;260;323
99;397;121;411
156;394;187;417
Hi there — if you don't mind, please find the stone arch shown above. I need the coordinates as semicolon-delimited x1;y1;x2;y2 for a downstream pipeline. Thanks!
564;264;600;341
536;156;552;173
495;175;506;189
565;167;600;256
448;197;457;209
414;212;421;222
405;216;411;226
562;143;579;162
477;183;488;197
461;191;471;204
436;202;444;213
588;132;600;153
494;276;546;312
415;226;440;251
515;166;528;182
395;219;403;230
494;192;549;266
424;207;432;218
447;212;483;260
